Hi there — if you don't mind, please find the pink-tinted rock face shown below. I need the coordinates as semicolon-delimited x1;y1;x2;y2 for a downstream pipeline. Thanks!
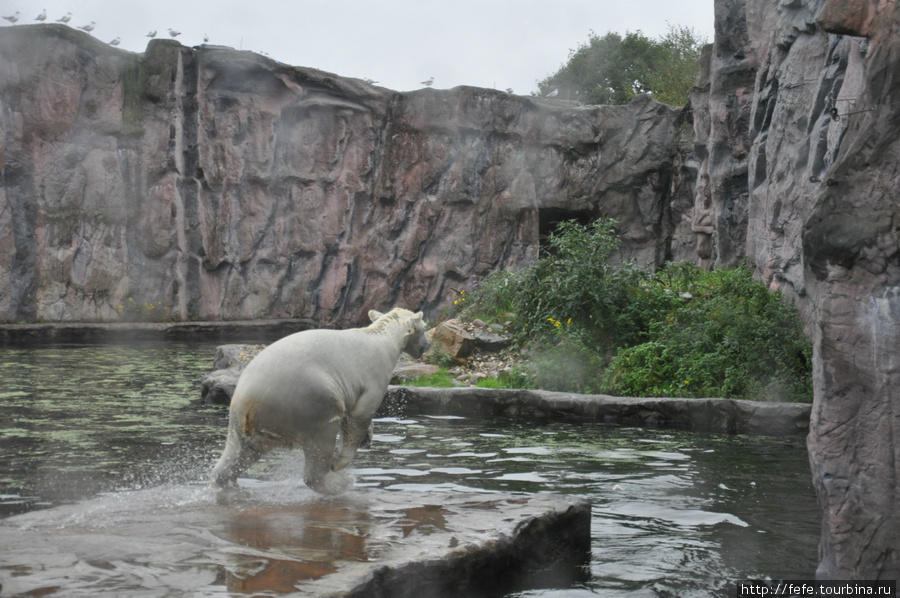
0;24;694;325
697;0;900;582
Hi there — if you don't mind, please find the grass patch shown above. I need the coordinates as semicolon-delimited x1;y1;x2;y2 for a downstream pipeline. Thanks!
395;370;457;388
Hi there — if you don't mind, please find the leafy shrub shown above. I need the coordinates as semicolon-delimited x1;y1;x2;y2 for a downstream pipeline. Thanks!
467;218;655;354
527;335;607;394
603;264;813;401
463;220;813;402
459;269;521;326
424;346;457;369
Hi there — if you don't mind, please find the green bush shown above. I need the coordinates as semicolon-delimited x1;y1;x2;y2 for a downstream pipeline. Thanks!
466;218;655;354
603;264;813;401
527;334;607;394
463;220;813;402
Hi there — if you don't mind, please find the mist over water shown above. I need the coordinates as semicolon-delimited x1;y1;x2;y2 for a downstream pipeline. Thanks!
0;342;819;596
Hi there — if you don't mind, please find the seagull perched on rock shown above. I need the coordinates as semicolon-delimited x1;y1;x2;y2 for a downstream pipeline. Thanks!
421;76;434;87
505;87;514;94
2;11;20;23
56;12;72;23
168;28;180;37
546;88;559;98
78;21;96;32
146;30;157;37
363;78;378;85
109;37;121;46
35;9;47;21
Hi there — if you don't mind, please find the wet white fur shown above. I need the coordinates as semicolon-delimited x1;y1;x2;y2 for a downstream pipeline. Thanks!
210;308;429;494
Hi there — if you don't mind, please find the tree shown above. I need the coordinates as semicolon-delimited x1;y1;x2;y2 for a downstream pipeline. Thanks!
536;25;707;107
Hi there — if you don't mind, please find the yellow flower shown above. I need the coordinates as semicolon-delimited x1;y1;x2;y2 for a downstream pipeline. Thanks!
554;320;562;328
567;318;572;324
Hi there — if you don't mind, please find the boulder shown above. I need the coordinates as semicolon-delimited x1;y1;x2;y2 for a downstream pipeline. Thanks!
199;344;264;405
472;328;512;352
426;319;476;364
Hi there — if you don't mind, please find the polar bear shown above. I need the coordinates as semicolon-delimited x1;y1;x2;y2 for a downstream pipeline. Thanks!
210;308;429;494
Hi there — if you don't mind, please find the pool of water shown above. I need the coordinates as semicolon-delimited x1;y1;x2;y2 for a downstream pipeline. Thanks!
0;343;820;596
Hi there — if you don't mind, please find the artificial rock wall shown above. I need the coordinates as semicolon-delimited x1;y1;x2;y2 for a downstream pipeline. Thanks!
697;0;900;582
0;24;694;325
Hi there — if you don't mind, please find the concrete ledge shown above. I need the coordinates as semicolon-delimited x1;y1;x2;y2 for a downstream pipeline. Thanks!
381;386;811;436
0;319;317;345
0;489;590;597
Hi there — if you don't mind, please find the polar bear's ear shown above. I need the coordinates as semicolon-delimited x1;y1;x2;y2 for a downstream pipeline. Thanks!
415;311;424;319
369;309;384;322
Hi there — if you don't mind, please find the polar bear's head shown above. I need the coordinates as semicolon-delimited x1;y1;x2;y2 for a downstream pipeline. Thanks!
368;308;430;358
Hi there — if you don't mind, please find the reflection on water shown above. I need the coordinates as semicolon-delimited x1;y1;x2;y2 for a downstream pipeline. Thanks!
0;343;820;597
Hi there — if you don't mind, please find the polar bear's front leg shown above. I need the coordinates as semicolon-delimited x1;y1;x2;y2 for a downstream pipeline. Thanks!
298;419;354;494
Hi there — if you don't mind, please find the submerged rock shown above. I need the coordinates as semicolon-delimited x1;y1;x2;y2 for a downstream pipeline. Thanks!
200;344;265;405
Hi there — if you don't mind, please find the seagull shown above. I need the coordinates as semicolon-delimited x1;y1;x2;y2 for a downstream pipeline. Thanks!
363;78;378;85
146;30;156;37
168;28;180;37
109;37;121;46
546;88;559;98
2;11;20;23
35;9;47;21
203;33;209;43
78;21;96;32
421;76;434;87
56;12;72;23
505;87;514;94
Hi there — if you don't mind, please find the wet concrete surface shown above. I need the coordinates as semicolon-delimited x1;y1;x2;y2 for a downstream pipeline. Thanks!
0;483;590;597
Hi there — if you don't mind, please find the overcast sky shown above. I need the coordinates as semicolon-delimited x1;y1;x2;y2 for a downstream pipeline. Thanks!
2;0;714;95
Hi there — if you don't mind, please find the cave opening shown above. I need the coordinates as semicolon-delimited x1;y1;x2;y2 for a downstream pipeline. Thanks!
538;208;596;254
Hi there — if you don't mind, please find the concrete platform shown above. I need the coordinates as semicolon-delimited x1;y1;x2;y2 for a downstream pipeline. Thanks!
0;484;590;597
382;386;812;436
